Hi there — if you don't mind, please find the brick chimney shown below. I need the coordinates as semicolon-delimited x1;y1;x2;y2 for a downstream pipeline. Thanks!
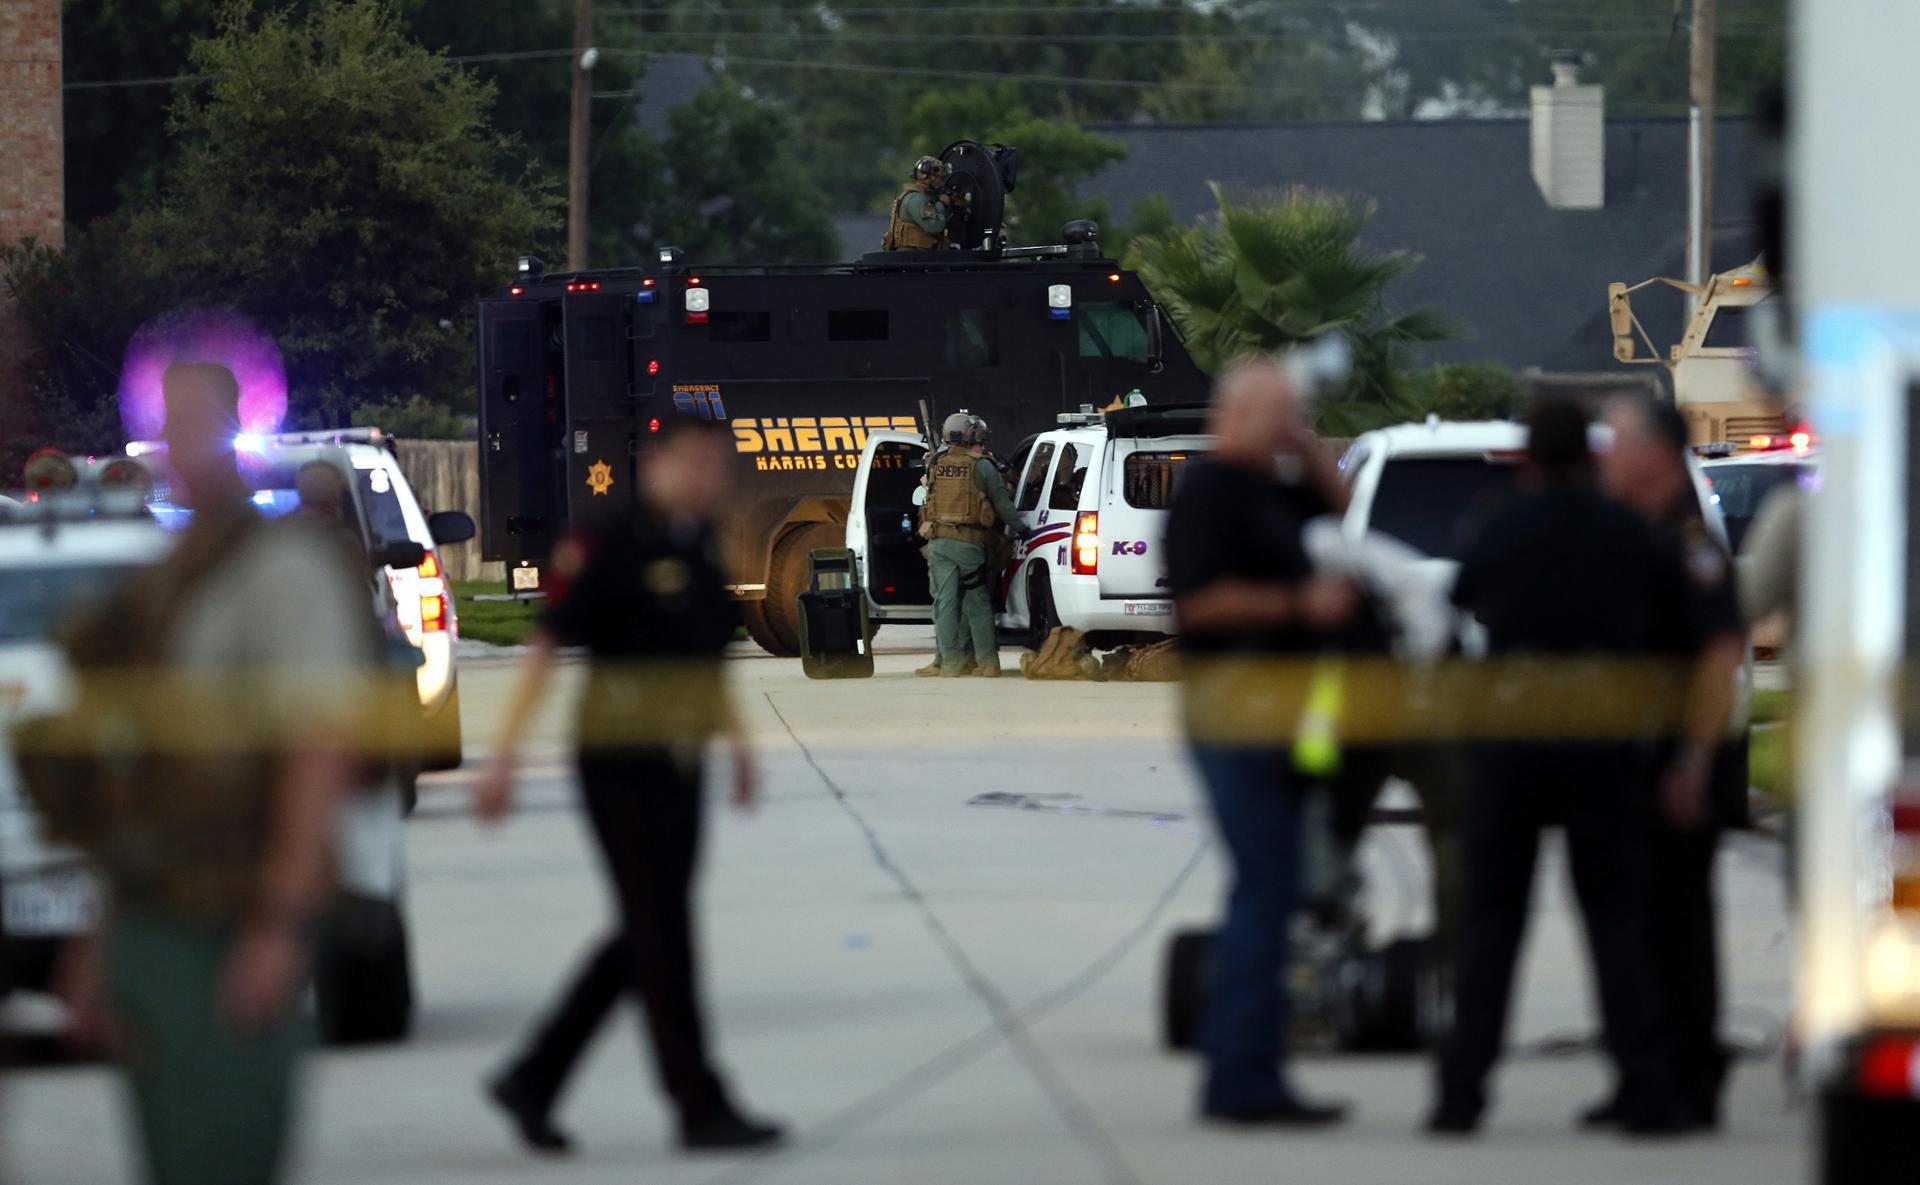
0;0;65;437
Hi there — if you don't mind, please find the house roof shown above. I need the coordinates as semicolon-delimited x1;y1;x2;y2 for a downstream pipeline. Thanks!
628;53;715;137
1081;115;1757;374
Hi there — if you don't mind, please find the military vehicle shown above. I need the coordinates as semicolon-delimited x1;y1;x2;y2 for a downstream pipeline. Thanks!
1608;258;1786;445
474;140;1208;654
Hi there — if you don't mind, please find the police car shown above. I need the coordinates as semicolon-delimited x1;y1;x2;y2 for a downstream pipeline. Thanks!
845;402;1210;647
0;491;169;997
131;428;474;771
1697;433;1818;554
0;462;430;1044
1340;417;1737;612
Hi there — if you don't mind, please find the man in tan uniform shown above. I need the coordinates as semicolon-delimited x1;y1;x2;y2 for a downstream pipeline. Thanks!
881;156;953;251
920;413;1020;676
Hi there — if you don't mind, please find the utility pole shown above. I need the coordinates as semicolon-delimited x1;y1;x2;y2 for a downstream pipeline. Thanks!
1685;0;1717;323
567;0;594;273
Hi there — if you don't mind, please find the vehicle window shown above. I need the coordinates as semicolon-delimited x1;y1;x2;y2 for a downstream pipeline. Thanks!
1018;442;1056;511
1122;451;1197;509
1706;462;1810;552
355;467;415;546
710;310;772;343
1702;303;1759;350
0;564;142;642
828;309;890;341
944;308;998;368
1048;444;1087;510
1078;301;1150;362
1000;443;1031;497
1369;458;1521;560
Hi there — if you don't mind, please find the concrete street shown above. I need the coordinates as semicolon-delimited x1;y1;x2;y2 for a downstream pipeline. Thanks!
2;631;1805;1185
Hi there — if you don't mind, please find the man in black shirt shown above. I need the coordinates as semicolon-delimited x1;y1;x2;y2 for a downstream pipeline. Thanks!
473;417;785;1156
1596;393;1746;1131
1166;355;1356;1126
1431;397;1684;1136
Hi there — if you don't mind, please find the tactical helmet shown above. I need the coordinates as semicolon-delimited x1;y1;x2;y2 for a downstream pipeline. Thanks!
967;415;990;446
941;411;975;444
912;156;946;182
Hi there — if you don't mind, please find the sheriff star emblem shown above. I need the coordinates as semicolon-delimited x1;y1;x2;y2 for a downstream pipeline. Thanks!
586;459;614;496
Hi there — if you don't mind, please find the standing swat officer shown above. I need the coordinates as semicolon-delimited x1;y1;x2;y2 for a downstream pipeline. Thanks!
882;156;953;251
922;412;1019;677
1594;392;1746;1131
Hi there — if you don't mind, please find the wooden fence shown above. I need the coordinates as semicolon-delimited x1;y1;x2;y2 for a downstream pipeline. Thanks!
393;440;503;583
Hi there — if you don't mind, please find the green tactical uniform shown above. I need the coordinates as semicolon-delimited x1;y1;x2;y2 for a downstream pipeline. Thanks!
923;450;1018;675
882;185;950;251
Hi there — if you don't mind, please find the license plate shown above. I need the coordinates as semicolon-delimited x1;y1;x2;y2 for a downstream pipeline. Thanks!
511;566;541;592
1123;601;1171;617
3;868;101;937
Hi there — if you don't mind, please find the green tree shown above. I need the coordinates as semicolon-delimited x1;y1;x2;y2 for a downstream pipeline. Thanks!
614;81;838;264
900;86;1127;249
137;0;560;428
0;222;182;468
1124;184;1452;433
1353;0;1787;117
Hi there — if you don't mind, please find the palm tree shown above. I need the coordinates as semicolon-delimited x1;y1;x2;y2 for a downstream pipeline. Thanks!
1125;183;1453;434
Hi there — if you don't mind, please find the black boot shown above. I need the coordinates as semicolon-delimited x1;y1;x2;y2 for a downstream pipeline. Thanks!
681;1106;787;1152
485;1073;575;1156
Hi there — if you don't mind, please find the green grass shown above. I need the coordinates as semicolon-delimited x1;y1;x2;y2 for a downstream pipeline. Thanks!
1750;722;1791;802
453;580;543;647
452;580;751;646
1750;687;1793;726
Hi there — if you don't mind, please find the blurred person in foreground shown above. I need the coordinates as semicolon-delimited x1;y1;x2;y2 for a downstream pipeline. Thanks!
474;416;785;1155
1431;396;1686;1136
1592;393;1747;1131
1165;355;1356;1126
38;362;369;1185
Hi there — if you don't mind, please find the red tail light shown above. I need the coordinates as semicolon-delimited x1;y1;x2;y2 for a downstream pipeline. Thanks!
1859;1035;1920;1098
1071;512;1100;575
419;549;448;632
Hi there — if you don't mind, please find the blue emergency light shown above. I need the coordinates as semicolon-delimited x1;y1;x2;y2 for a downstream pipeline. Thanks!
1047;284;1073;321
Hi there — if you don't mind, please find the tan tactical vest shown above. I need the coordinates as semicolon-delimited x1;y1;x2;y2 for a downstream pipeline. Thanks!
882;186;943;251
923;451;998;544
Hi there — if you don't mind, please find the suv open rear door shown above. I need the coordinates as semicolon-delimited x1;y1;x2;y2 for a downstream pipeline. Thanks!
847;430;931;622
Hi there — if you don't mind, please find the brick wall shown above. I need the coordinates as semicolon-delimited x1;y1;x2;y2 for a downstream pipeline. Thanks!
0;0;65;451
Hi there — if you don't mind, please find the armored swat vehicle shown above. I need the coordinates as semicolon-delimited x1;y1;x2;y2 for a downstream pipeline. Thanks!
475;141;1209;654
1608;258;1785;446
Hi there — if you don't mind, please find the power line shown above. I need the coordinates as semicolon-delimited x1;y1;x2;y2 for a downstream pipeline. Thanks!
592;50;1694;111
594;24;1782;44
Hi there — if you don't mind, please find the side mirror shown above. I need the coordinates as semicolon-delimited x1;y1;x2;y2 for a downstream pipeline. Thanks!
1608;282;1638;362
372;539;427;570
1141;300;1166;374
427;510;477;546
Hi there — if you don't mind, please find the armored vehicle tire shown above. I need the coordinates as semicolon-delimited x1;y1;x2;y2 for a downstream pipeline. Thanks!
752;523;843;657
315;895;414;1046
1162;928;1214;1051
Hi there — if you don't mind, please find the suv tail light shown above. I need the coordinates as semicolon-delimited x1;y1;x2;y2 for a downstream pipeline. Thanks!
1858;1035;1920;1098
1071;512;1100;575
418;550;449;633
